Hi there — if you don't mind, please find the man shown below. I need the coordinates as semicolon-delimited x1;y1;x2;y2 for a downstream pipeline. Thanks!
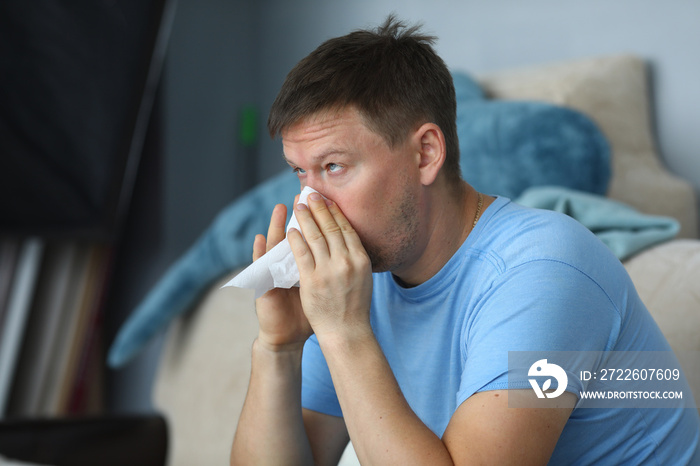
231;16;699;465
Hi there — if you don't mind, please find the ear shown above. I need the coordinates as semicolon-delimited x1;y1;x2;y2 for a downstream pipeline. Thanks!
412;123;446;186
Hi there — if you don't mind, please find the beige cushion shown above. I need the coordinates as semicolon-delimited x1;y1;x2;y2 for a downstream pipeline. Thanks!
479;55;698;239
153;277;257;466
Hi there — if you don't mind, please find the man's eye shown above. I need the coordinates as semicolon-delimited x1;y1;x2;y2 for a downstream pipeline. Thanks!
293;167;306;175
326;163;342;173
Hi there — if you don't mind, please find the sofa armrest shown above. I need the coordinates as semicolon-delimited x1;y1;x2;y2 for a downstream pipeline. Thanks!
608;152;698;239
624;239;700;351
624;239;700;408
0;415;167;466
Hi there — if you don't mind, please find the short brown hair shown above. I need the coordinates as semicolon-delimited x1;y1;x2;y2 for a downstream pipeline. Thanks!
268;15;461;183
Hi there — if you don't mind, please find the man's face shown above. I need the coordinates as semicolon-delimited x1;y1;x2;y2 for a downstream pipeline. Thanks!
282;107;423;273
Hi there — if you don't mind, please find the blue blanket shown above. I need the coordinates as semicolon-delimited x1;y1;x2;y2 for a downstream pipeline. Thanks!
106;182;679;368
515;186;679;261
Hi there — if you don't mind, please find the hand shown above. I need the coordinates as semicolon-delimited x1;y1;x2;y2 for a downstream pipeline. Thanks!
253;201;312;352
287;193;373;340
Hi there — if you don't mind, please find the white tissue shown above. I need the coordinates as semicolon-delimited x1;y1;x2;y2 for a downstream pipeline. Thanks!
222;186;320;299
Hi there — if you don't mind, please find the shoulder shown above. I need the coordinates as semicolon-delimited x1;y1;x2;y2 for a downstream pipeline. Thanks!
464;197;636;324
474;197;619;273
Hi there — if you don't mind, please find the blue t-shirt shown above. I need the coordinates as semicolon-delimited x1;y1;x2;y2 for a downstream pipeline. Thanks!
301;197;700;464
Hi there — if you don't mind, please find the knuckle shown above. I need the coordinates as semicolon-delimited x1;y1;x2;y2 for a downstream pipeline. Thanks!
355;252;371;270
334;256;353;274
305;230;325;243
296;246;311;260
322;222;343;235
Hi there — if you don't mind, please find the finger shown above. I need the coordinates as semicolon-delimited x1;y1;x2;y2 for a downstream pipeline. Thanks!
266;204;288;252
253;234;266;261
306;193;348;256
294;202;330;260
287;227;315;274
327;201;366;253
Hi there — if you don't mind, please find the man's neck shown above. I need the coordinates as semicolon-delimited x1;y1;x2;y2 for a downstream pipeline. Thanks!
392;181;487;287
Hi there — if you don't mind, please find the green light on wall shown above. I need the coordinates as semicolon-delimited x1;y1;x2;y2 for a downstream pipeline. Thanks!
239;105;258;148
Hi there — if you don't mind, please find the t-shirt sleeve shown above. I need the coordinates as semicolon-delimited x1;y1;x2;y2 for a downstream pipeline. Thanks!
456;259;622;406
301;334;343;417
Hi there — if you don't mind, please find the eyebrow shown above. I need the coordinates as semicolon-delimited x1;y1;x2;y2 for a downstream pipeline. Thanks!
283;149;349;167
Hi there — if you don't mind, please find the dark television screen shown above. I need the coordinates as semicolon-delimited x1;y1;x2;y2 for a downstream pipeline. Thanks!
0;0;172;239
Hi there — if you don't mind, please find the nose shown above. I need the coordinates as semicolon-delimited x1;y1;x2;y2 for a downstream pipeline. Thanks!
300;178;326;198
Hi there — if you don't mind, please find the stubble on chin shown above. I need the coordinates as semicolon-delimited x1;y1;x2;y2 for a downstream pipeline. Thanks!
361;191;419;274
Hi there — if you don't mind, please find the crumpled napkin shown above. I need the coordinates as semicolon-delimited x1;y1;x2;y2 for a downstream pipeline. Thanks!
222;186;319;298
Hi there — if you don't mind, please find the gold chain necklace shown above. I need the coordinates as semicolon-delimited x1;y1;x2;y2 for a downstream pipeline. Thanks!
472;192;483;229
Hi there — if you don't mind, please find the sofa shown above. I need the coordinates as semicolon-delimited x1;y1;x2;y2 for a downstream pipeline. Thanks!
3;55;700;466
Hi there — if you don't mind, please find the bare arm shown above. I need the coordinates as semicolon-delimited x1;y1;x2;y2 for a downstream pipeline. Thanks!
230;204;349;465
231;339;350;465
231;340;312;465
318;328;575;465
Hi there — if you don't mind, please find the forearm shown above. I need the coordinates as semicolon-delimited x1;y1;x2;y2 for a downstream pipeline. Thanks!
319;329;454;466
230;339;313;466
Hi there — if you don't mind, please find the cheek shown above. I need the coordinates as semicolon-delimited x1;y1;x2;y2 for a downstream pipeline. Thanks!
332;197;373;235
339;201;388;247
324;176;398;235
324;189;362;218
334;202;360;228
